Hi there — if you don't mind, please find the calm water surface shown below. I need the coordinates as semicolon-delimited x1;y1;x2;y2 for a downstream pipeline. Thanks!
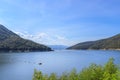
0;50;120;80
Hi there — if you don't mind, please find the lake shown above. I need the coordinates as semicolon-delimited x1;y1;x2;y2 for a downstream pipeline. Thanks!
0;50;120;80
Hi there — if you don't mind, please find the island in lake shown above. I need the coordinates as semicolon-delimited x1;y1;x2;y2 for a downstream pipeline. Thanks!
0;24;52;52
67;34;120;50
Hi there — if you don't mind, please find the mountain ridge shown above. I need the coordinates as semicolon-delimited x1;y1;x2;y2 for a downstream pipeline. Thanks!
0;24;52;52
67;34;120;50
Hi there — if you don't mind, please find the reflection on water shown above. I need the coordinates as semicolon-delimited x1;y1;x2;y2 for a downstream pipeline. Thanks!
0;50;120;80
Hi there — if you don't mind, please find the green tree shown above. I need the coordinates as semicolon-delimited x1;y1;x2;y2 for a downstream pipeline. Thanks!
33;69;43;80
59;72;68;80
103;58;118;80
79;64;103;80
32;58;120;80
68;69;78;80
48;73;57;80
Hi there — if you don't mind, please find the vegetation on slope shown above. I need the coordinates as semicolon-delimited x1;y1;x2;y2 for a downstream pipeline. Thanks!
0;24;18;40
33;58;120;80
68;34;120;50
0;24;52;52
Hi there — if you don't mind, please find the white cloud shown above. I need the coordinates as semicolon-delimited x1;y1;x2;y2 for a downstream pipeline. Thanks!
56;35;66;40
15;31;72;46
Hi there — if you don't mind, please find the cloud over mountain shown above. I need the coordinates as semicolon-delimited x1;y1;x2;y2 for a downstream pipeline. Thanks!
15;31;72;46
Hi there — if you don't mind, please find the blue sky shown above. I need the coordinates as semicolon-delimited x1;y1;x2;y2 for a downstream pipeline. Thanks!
0;0;120;46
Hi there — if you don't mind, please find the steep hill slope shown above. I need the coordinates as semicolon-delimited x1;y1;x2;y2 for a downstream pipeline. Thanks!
0;24;52;52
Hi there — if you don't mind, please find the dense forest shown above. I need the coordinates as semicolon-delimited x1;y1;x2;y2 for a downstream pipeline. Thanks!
68;34;120;50
33;58;120;80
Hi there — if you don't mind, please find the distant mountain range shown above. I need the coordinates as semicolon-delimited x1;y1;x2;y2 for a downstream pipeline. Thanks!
0;24;52;52
48;45;68;50
67;34;120;50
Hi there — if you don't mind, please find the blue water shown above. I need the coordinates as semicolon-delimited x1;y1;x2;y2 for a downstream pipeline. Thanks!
0;50;120;80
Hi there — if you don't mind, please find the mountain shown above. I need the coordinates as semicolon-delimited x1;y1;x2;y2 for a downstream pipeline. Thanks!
0;24;52;52
0;24;18;40
48;45;68;50
67;34;120;50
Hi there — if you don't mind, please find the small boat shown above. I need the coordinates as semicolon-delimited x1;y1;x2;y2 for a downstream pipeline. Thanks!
38;63;42;65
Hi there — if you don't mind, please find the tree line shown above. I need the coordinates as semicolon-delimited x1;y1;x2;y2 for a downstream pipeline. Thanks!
33;58;120;80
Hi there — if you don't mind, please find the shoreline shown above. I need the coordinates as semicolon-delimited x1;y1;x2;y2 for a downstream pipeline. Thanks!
67;49;120;51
